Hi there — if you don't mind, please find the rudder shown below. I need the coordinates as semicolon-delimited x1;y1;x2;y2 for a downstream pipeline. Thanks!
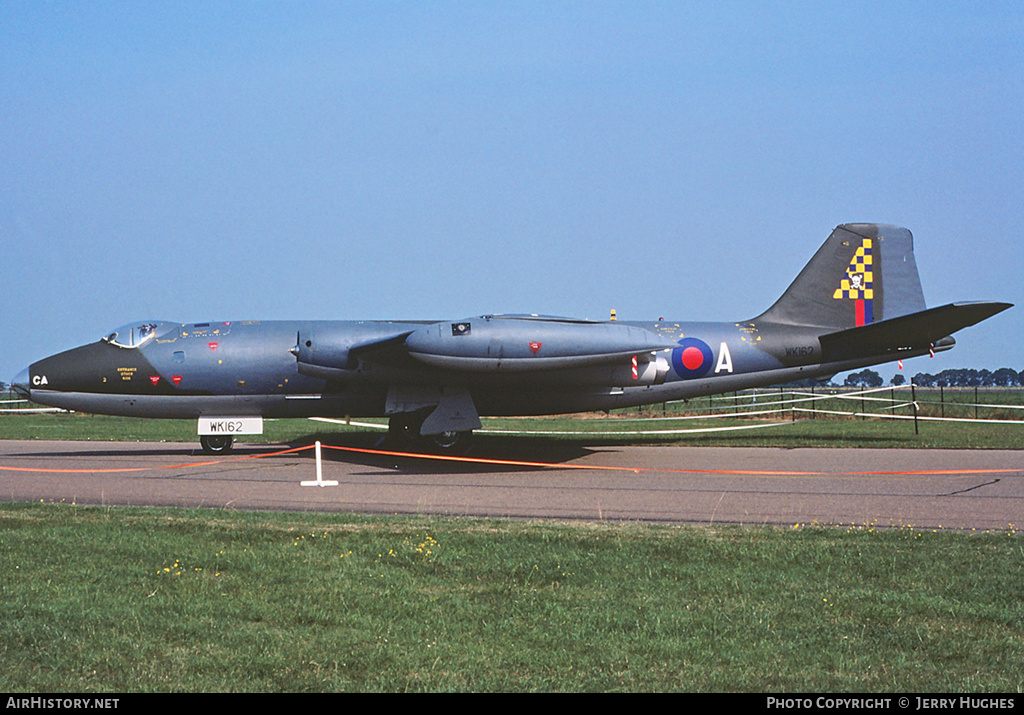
752;223;926;328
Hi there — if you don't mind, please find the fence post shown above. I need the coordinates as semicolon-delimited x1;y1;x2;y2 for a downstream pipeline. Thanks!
911;381;919;435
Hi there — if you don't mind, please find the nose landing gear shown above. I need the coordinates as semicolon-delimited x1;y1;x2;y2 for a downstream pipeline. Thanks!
200;434;234;454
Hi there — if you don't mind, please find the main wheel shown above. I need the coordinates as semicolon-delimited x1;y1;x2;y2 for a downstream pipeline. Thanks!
200;434;234;454
429;430;473;455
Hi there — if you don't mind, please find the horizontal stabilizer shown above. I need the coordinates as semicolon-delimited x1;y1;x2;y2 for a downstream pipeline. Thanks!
819;301;1012;362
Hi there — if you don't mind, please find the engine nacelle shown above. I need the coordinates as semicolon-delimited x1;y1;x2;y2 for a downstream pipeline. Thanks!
404;316;676;372
292;317;676;387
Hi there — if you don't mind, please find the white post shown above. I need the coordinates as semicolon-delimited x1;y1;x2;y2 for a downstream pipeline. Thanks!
316;440;323;483
301;441;338;487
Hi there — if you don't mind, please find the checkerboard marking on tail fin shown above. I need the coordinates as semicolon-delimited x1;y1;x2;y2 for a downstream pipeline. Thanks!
833;237;874;325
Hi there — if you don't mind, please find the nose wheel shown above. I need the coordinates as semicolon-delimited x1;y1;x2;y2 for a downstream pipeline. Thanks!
200;435;234;454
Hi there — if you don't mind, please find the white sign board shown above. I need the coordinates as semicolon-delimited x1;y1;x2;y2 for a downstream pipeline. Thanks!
198;417;264;436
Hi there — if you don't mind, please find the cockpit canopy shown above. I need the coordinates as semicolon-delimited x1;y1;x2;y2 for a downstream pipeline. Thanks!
102;321;175;349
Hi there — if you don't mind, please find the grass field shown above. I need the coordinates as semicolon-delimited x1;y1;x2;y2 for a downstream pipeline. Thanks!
0;504;1021;692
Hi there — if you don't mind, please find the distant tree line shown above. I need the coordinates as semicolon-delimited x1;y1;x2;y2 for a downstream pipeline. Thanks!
845;367;1022;388
905;367;1021;387
777;367;1023;389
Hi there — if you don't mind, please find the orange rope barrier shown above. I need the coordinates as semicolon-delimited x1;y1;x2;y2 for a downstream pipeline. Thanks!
317;443;1022;477
0;445;314;474
0;442;1019;477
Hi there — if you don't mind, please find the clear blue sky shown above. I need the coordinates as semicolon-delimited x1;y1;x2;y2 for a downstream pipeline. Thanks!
3;1;1021;383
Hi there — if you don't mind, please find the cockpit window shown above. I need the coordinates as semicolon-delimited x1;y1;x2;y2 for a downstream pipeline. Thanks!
102;321;173;349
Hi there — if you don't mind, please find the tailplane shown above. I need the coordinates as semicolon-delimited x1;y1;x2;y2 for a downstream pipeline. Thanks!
818;301;1011;362
753;223;926;329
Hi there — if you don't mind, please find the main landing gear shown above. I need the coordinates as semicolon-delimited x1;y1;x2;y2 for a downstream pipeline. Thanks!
387;410;473;454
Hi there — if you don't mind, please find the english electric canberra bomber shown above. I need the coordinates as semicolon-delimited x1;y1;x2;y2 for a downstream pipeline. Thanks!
13;224;1011;453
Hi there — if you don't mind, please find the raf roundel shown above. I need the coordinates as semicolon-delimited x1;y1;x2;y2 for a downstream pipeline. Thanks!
671;337;714;379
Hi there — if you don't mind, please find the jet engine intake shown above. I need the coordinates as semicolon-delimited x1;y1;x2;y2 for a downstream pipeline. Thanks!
293;329;359;381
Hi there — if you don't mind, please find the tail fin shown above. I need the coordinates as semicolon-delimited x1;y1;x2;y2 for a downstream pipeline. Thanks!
753;223;926;328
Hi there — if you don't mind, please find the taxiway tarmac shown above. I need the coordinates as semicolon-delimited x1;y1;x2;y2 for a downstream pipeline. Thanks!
1;439;1021;530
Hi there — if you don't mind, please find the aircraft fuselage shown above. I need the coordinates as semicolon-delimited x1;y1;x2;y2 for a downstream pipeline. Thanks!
18;316;937;421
